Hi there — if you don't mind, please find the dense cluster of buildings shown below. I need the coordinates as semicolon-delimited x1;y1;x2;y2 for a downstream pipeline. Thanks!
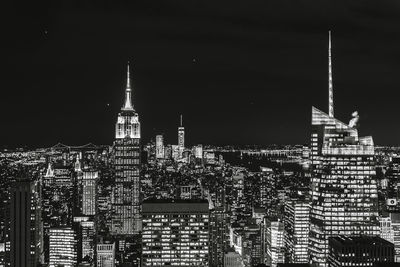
1;34;400;267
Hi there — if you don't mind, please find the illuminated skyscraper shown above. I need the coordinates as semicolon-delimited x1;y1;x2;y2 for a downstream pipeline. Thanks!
194;144;203;159
265;218;285;267
284;198;310;263
210;207;227;267
112;63;141;235
308;32;379;266
82;170;97;216
73;216;96;263
142;199;210;266
49;227;77;267
178;115;185;157
155;135;164;159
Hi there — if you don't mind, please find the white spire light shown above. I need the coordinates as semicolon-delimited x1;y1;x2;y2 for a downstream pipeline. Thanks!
328;30;334;118
122;61;134;111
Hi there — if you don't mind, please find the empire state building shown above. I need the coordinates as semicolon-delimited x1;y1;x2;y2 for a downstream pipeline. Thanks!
111;63;141;235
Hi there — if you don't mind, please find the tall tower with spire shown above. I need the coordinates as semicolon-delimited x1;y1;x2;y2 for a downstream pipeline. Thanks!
308;32;379;266
178;115;185;158
112;62;142;235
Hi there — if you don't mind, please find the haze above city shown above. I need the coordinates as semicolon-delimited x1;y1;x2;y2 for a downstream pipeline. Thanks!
3;1;400;147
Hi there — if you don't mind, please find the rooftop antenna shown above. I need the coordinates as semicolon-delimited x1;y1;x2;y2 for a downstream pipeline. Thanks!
328;30;334;117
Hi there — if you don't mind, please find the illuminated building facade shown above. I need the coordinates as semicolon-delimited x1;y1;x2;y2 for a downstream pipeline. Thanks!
224;251;244;267
284;198;310;263
112;63;141;235
309;32;379;266
49;227;77;267
44;163;54;186
328;236;394;267
73;216;96;263
380;216;394;244
142;199;209;266
390;212;400;262
178;115;184;157
210;207;227;267
265;218;284;267
194;145;203;159
97;243;115;267
156;135;164;159
82;170;97;216
308;107;380;265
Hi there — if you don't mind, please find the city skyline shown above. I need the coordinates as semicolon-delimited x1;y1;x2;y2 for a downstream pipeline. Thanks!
3;1;400;148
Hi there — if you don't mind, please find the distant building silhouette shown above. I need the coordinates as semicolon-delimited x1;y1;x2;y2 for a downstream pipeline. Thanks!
8;178;43;267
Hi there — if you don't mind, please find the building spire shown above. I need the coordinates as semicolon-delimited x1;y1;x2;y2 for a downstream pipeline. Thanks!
122;61;134;111
180;114;183;127
328;30;334;118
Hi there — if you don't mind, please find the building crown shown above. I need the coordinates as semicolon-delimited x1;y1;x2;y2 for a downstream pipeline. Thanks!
122;62;134;111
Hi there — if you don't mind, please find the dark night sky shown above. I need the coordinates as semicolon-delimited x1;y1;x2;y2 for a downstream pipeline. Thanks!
3;1;400;148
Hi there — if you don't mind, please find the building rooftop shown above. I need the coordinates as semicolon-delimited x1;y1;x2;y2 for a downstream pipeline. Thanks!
329;236;394;247
142;199;209;213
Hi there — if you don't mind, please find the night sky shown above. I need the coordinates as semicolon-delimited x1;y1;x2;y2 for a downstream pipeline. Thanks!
3;1;400;148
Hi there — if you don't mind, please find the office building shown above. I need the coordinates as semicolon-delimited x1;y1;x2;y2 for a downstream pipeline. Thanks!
380;216;395;244
178;115;185;158
284;199;310;263
112;63;141;234
390;213;400;262
210;207;227;267
194;145;203;159
97;243;115;267
8;179;42;267
156;135;164;159
142;199;209;266
82;170;98;216
49;227;77;267
224;251;245;267
328;236;394;267
73;216;96;263
309;32;380;266
265;218;285;267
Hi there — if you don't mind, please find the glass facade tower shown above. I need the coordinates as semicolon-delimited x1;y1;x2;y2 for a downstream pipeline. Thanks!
308;107;380;266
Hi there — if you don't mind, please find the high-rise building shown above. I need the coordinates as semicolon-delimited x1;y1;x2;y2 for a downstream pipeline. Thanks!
97;243;115;267
73;216;96;263
265;218;285;267
308;32;380;266
241;223;262;267
178;115;185;158
112;63;141;235
210;207;227;267
155;135;164;159
328;236;394;267
390;212;400;262
82;170;97;216
284;198;310;263
49;227;77;267
142;199;210;266
8;179;42;267
44;163;54;186
380;215;395;244
224;251;245;267
194;145;203;159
